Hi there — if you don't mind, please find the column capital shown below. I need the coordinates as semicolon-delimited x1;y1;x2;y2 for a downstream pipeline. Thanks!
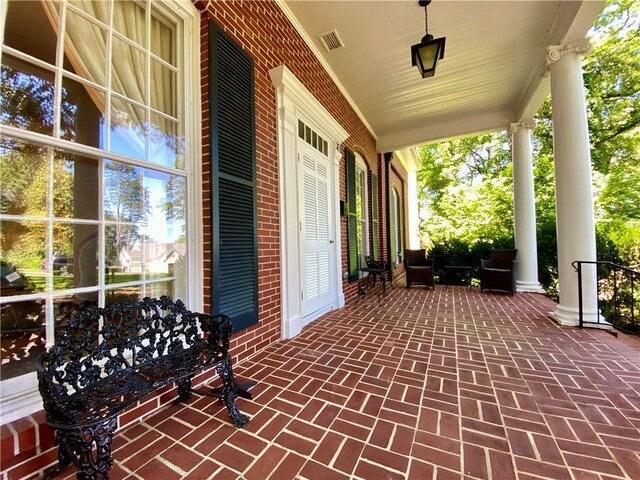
543;38;592;76
509;120;536;134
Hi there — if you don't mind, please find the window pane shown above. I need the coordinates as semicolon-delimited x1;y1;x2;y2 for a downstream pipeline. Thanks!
110;97;146;160
105;224;143;285
49;223;99;291
0;138;49;217
1;56;55;136
105;285;141;305
0;220;47;296
0;299;46;381
69;1;110;26
146;280;174;299
141;169;185;280
111;37;146;104
103;161;145;223
113;1;146;47
149;114;183;169
63;9;108;87
53;152;100;220
151;59;176;117
60;77;106;148
4;0;58;65
151;11;175;66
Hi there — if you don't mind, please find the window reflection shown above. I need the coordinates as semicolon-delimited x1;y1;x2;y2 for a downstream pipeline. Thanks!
0;0;188;388
0;138;49;217
0;57;55;136
4;0;58;65
105;285;141;305
53;153;100;220
0;299;46;381
0;220;47;296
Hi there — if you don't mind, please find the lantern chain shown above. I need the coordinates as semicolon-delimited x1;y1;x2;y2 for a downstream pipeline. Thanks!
424;3;429;35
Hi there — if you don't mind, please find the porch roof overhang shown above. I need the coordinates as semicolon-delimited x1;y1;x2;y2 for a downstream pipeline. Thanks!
278;0;605;153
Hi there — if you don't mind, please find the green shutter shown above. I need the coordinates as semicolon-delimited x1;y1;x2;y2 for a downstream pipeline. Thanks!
345;148;358;282
209;22;258;332
370;171;379;259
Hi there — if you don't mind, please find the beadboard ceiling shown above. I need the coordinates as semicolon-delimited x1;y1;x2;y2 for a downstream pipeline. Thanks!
280;0;605;152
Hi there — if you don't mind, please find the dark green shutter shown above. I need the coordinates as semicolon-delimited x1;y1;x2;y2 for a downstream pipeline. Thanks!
209;22;258;331
370;171;379;259
345;148;358;282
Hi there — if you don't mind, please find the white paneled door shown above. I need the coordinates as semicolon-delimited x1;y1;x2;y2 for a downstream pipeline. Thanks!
299;142;334;322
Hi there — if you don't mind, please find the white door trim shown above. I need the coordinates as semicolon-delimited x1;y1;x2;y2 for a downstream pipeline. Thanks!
270;65;349;340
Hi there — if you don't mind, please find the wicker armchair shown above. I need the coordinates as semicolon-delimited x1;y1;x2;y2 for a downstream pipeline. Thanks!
480;249;518;295
403;249;435;289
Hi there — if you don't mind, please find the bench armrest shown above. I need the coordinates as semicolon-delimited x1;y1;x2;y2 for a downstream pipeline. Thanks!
196;312;233;349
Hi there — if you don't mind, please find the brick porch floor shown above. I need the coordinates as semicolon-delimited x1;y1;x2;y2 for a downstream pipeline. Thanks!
60;286;639;479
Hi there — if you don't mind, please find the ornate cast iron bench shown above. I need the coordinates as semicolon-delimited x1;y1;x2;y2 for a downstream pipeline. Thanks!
37;296;251;479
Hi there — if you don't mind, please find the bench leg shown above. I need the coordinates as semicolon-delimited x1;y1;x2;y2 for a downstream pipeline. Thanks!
216;355;250;428
46;418;116;480
177;376;193;402
43;430;73;480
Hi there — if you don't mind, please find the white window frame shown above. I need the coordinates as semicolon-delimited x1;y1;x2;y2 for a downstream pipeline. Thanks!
354;153;369;272
0;0;201;425
391;188;400;265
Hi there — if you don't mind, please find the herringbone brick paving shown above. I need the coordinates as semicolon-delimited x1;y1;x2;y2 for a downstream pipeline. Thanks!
59;286;640;479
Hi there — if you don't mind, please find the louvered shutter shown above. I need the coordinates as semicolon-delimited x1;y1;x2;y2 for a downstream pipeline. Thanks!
345;148;358;282
370;171;379;260
209;22;258;331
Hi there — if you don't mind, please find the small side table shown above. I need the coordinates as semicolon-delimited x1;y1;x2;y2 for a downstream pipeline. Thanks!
444;265;472;289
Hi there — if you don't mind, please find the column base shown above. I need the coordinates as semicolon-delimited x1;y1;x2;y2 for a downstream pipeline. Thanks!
549;304;609;329
516;280;546;293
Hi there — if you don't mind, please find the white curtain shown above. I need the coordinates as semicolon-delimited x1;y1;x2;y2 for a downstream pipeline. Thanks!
41;0;174;130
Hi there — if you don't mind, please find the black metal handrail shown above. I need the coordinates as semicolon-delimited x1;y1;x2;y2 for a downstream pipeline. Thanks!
572;260;639;334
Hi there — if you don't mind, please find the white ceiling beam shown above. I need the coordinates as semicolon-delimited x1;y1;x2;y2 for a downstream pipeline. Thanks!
377;110;511;152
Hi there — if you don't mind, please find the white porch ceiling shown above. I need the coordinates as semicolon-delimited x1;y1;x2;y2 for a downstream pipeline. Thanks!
280;0;605;152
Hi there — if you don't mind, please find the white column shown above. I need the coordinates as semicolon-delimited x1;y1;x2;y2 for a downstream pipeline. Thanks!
510;121;545;293
407;170;420;249
546;39;600;326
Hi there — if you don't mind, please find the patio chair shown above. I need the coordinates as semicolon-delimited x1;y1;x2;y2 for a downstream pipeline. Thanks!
480;249;518;295
403;249;435;289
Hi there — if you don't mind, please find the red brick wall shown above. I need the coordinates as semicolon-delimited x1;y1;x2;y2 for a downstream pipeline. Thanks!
198;1;379;335
389;161;407;281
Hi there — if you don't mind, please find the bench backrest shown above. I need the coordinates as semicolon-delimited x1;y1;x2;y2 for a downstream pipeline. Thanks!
37;296;224;401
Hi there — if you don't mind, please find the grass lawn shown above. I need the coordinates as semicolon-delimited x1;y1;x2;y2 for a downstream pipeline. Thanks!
25;272;167;290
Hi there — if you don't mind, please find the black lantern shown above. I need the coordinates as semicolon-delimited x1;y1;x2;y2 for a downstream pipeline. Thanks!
411;0;446;78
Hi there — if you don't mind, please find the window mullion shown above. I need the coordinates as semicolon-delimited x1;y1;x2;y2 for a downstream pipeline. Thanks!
52;2;66;139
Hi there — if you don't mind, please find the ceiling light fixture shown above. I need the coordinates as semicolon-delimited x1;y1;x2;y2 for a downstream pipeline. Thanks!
411;0;446;78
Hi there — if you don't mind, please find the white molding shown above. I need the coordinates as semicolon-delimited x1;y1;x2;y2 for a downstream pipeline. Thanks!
394;147;421;172
174;0;203;312
543;38;592;76
509;120;536;134
273;0;376;141
270;66;349;143
270;65;348;340
0;374;42;425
